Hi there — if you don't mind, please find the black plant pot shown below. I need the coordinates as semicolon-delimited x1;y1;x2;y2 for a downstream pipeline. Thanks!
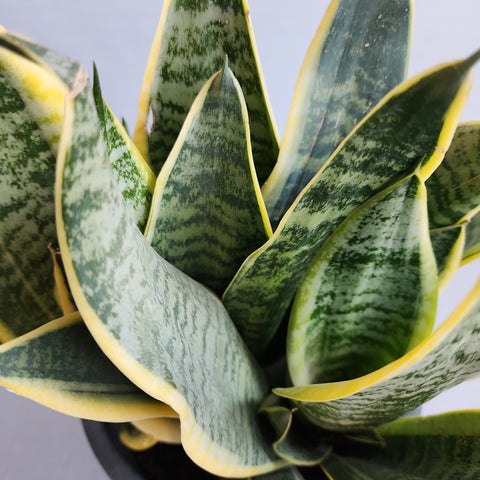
82;420;220;480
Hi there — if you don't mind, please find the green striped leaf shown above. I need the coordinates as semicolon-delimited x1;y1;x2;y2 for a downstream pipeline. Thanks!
0;313;175;422
0;44;65;341
427;122;480;229
145;61;271;294
92;66;155;232
287;174;437;386
56;81;284;476
223;54;477;357
275;279;480;431
322;411;480;479
133;0;279;181
463;212;480;264
262;0;412;227
430;226;465;289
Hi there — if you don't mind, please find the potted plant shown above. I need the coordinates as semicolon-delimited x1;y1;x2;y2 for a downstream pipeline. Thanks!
1;0;480;478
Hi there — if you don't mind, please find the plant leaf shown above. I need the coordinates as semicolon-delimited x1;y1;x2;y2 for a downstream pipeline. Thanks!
0;313;175;422
133;0;279;181
92;66;155;232
463;212;480;264
144;61;271;294
321;411;480;479
427;122;480;229
132;417;182;445
262;0;412;227
430;226;465;290
287;174;437;386
275;278;480;431
56;78;284;477
223;53;477;357
0;43;65;341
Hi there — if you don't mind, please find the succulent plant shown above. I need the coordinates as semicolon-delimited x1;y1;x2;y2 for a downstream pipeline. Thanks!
1;0;480;479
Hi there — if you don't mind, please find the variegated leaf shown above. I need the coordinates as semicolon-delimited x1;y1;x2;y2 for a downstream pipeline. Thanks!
427;122;480;229
463;212;480;264
132;417;181;445
430;226;465;289
56;80;283;476
92;66;155;232
322;411;480;479
0;43;65;341
0;313;175;422
275;279;480;431
134;0;279;181
223;53;477;357
263;0;412;227
288;174;437;386
145;61;271;294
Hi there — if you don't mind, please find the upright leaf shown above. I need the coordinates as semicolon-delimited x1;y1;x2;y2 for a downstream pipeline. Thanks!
0;313;175;422
223;54;477;357
0;44;66;340
275;279;480;431
92;66;155;232
463;211;480;264
134;0;279;181
263;0;412;226
56;81;284;476
288;174;437;386
145;61;271;294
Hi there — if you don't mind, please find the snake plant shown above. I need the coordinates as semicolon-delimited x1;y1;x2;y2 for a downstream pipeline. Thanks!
1;0;480;478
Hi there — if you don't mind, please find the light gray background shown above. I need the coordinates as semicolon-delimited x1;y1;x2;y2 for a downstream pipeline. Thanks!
1;1;480;478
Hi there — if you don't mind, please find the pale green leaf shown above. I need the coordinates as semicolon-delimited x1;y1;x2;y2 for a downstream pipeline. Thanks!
223;53;477;357
287;174;437;385
0;313;175;422
133;0;279;181
145;61;271;294
56;81;284;477
321;411;480;479
275;279;480;431
0;43;65;341
263;0;412;227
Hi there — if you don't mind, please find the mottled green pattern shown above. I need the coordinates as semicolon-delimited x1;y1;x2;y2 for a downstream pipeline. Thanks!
146;65;270;293
430;226;464;281
276;284;480;431
427;122;480;229
263;0;412;227
59;86;280;474
141;0;278;180
0;313;167;421
0;61;61;339
3;32;82;89
288;175;437;385
322;412;480;479
463;212;480;263
223;58;473;357
93;71;154;232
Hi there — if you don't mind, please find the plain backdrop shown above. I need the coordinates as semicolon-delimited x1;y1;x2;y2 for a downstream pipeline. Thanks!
1;1;480;478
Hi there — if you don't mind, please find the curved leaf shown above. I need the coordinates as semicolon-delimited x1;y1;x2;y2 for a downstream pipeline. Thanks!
145;61;271;294
263;0;412;227
56;79;283;476
322;411;480;479
0;313;174;422
0;43;65;340
275;279;480;431
134;0;279;181
223;54;477;357
132;417;182;445
287;174;437;385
